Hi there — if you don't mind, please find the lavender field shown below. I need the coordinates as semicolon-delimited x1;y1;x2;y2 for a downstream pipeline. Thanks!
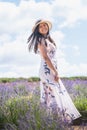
0;77;87;130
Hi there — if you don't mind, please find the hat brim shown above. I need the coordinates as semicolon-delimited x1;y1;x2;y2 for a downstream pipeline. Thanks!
32;20;52;32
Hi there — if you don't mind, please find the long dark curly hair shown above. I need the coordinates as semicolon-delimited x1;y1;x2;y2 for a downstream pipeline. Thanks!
27;20;56;53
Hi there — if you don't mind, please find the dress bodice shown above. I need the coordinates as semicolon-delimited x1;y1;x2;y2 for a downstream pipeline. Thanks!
45;39;57;60
39;38;57;70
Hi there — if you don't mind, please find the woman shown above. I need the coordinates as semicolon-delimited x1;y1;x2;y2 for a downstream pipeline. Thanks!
27;19;81;122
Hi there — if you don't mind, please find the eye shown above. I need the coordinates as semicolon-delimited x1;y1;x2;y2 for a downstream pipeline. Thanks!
39;25;43;28
44;24;46;26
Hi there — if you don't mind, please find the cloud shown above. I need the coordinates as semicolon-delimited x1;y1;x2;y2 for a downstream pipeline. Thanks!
73;45;80;56
59;44;81;56
58;58;87;77
0;0;87;77
51;0;87;28
0;0;53;35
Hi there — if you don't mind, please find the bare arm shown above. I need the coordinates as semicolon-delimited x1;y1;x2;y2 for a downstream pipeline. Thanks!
38;43;59;82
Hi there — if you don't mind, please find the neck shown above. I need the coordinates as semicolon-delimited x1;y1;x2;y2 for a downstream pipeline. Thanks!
43;34;48;39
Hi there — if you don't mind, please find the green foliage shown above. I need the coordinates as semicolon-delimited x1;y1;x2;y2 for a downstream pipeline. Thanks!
74;97;87;120
0;96;29;128
0;77;40;83
74;97;87;111
61;76;87;80
0;78;17;83
28;77;40;82
0;76;87;83
74;85;87;120
75;85;87;97
69;76;87;80
0;107;7;129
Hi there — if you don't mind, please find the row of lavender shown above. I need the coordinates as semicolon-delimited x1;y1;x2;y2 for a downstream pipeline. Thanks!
0;77;87;130
0;77;87;100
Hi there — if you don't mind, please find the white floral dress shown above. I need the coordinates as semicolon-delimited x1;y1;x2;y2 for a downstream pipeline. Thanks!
39;38;81;122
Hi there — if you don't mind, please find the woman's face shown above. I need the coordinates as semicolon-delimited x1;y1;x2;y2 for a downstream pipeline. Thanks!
39;23;49;35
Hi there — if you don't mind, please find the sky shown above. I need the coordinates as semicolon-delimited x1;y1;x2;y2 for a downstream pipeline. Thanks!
0;0;87;78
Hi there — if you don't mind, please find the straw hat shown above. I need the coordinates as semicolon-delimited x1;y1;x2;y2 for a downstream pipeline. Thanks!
32;19;52;32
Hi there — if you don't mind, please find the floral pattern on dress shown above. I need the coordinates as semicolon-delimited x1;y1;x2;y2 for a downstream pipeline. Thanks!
39;39;81;122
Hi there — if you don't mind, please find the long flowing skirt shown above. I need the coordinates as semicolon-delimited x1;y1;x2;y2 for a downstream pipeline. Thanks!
39;68;81;122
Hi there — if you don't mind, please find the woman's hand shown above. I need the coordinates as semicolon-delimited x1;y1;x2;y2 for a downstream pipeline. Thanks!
54;71;59;82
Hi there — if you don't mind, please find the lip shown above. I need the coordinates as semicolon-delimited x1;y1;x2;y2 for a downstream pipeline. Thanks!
42;29;47;32
42;28;48;31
